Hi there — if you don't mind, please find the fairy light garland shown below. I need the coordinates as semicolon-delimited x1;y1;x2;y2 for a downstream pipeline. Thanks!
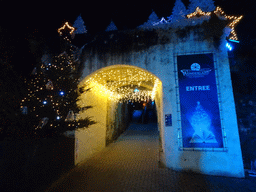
19;21;90;133
20;44;77;124
58;22;75;36
214;7;243;41
187;7;211;18
82;67;161;103
187;6;243;41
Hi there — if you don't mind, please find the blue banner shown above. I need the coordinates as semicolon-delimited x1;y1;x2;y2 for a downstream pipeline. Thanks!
177;53;223;148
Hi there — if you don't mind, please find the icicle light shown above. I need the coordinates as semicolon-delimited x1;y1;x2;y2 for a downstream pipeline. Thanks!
81;66;161;103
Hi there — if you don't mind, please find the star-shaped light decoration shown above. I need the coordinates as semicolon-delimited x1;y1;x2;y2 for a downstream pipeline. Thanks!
58;22;75;36
187;7;211;18
214;7;243;41
187;6;243;41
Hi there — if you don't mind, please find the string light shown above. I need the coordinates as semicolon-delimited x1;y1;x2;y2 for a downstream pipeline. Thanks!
187;6;243;41
214;6;243;41
80;66;162;103
58;22;75;36
20;43;78;130
187;7;211;18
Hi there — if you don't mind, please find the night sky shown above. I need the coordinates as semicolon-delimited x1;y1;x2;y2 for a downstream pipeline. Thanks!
0;0;255;77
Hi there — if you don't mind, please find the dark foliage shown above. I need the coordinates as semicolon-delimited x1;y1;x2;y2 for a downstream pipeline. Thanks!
0;60;26;139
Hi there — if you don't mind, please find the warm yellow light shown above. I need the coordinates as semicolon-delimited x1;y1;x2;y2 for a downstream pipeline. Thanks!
81;65;161;103
151;78;160;100
187;6;243;41
88;81;121;101
187;7;211;18
214;6;243;41
58;22;75;36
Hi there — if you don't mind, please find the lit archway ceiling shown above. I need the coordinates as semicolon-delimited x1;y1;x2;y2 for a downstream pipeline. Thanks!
83;65;161;102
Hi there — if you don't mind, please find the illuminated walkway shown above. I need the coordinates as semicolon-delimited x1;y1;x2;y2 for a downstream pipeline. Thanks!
46;123;256;192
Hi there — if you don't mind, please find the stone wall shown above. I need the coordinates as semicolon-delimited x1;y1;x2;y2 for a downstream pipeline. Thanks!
75;84;108;165
75;81;131;165
106;101;130;146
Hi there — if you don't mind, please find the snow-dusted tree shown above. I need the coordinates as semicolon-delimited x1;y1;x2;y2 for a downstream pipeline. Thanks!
201;0;215;12
187;0;197;13
138;10;159;29
73;14;87;34
188;0;215;13
148;10;159;24
168;0;187;22
105;20;118;31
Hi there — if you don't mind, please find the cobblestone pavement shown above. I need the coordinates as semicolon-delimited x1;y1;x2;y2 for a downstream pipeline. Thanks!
46;123;256;192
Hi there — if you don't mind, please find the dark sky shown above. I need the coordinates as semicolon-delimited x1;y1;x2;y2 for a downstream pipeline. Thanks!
0;0;255;76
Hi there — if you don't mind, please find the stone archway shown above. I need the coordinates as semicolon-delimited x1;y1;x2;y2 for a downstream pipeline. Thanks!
75;65;163;165
72;20;245;177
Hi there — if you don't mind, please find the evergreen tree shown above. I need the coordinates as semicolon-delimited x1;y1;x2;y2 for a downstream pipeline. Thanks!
106;20;118;31
201;0;215;12
187;0;198;13
19;33;94;139
148;10;160;24
73;14;87;34
169;0;187;22
188;0;215;13
138;10;159;28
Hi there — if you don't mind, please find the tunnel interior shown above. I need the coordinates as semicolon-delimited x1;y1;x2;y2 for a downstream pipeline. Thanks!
75;65;163;164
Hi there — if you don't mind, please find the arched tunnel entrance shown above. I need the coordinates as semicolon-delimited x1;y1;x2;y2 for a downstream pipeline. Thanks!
75;65;163;165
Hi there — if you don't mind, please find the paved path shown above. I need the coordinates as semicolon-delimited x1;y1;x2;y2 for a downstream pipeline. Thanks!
46;123;256;192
